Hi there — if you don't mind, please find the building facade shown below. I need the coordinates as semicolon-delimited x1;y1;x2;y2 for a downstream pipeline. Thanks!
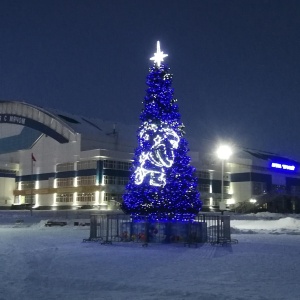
0;101;300;213
194;151;300;213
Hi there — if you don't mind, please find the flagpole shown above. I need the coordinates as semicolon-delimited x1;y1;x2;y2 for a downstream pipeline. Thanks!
30;154;33;216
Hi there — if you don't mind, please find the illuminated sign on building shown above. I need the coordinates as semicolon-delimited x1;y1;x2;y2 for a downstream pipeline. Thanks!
271;162;296;171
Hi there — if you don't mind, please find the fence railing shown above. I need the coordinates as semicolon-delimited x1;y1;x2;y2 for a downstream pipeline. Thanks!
195;214;231;244
86;213;233;245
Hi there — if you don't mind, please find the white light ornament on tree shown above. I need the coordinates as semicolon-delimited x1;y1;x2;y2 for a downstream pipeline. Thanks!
134;123;180;187
150;41;168;67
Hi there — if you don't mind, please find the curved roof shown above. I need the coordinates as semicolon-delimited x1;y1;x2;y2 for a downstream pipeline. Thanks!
45;106;137;152
0;101;77;143
0;101;137;153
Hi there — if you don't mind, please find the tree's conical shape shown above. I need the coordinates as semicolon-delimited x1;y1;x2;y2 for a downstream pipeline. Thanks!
122;60;202;222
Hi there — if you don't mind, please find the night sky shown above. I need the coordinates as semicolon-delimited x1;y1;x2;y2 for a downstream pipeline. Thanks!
1;0;300;159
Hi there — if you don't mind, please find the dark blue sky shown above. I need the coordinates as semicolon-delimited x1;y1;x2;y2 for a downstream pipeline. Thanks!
1;0;300;159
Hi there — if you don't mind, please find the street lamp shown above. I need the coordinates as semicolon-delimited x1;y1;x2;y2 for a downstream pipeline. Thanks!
216;145;232;210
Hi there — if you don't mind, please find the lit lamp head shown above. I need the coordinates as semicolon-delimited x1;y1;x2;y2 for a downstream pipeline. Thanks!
216;145;232;160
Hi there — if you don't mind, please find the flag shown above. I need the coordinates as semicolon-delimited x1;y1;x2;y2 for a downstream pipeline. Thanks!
31;153;36;162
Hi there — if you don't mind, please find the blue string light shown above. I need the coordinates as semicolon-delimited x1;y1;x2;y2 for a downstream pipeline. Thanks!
122;45;202;222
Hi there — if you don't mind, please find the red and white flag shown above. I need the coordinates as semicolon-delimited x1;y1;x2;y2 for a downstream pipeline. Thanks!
31;153;36;162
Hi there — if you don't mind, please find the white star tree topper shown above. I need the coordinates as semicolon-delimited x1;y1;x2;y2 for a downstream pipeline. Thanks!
150;41;168;67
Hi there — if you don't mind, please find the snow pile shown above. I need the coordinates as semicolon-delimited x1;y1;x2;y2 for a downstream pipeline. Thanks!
229;212;300;235
231;217;300;234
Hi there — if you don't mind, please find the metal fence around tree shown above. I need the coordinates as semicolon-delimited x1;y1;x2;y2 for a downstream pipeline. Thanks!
85;213;234;246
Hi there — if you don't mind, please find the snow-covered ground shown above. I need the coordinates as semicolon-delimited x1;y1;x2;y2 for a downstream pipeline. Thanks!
1;211;300;300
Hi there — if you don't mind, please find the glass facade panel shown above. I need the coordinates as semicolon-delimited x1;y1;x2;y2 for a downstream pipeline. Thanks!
77;176;96;186
77;193;94;202
103;160;131;170
56;178;74;187
56;193;73;203
77;160;97;170
104;193;123;202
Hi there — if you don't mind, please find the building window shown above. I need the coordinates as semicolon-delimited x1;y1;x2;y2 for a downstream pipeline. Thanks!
117;177;129;185
252;182;267;195
202;198;210;206
199;184;210;193
76;193;95;202
77;176;96;186
56;193;73;203
24;195;34;204
104;193;123;202
56;163;74;172
103;160;116;169
20;181;34;189
77;160;97;170
272;184;286;194
196;171;210;179
103;175;129;185
103;160;131;170
117;161;131;171
224;185;230;194
104;175;116;185
210;198;219;206
0;169;16;176
56;178;74;187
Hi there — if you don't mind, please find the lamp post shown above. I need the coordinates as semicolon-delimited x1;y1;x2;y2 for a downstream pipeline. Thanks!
216;145;232;211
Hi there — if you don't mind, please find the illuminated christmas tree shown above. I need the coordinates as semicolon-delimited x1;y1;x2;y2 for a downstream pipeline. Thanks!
122;41;201;221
